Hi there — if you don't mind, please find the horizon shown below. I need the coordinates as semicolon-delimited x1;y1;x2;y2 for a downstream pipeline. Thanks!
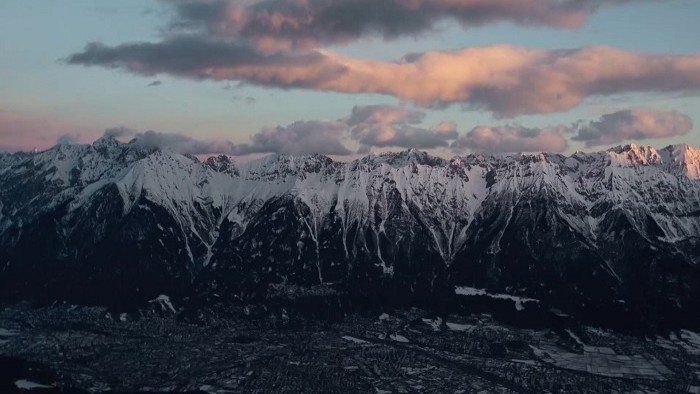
8;132;699;165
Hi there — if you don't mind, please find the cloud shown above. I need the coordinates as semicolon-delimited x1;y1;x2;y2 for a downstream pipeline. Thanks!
56;134;80;145
232;95;257;104
131;130;237;155
432;121;457;136
122;121;351;156
572;108;692;147
65;37;319;76
347;104;425;127
164;0;654;50
105;105;456;156
103;126;136;139
451;108;693;153
347;104;456;149
233;120;351;155
452;125;570;153
126;105;457;156
9;106;691;156
67;41;700;117
147;80;163;87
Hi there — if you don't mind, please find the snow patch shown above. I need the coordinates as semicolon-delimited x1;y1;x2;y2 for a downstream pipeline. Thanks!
15;380;52;390
0;328;19;336
149;294;176;314
446;322;474;332
342;336;369;344
389;334;410;343
455;286;539;311
421;318;443;331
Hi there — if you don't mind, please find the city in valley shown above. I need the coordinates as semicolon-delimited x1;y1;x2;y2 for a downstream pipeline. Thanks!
1;302;699;393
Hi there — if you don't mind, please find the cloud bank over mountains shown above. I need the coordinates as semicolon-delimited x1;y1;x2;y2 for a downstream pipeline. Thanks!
89;106;691;156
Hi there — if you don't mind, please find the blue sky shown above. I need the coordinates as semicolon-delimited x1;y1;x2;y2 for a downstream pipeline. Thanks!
1;0;699;156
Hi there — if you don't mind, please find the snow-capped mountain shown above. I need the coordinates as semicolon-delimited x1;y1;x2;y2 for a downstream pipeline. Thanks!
0;137;698;327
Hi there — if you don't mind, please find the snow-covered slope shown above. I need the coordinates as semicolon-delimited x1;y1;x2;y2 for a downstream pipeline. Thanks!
0;138;698;326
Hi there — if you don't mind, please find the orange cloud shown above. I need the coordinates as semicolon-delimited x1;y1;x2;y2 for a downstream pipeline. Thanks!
68;41;700;117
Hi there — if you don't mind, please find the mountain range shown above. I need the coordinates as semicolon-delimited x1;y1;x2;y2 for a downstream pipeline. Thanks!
1;136;699;330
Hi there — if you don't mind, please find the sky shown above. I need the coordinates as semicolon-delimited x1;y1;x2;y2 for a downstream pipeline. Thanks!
1;0;700;158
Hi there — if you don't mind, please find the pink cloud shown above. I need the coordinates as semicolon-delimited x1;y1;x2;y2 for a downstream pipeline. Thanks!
5;105;692;156
346;104;457;149
572;108;692;147
234;120;352;155
452;125;569;153
166;0;643;51
451;108;693;153
68;41;700;117
432;121;457;136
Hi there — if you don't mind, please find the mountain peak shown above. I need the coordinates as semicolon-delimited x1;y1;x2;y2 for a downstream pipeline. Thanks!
92;135;122;150
607;144;662;167
359;149;446;168
205;154;239;176
666;143;700;179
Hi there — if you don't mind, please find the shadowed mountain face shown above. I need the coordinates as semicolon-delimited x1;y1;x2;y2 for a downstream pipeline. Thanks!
1;137;699;328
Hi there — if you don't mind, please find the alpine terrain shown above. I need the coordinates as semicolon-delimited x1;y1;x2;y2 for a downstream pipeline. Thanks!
1;137;699;330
